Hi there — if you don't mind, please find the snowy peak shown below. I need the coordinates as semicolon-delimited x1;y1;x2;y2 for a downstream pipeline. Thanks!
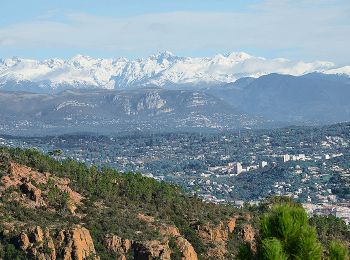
324;66;350;76
151;51;177;61
224;51;253;61
0;51;347;93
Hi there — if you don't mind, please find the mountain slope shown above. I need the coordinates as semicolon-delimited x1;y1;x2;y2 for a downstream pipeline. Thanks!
0;52;337;93
209;73;350;124
0;88;257;135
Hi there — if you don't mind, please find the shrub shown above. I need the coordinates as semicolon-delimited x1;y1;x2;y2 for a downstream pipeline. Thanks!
237;242;254;260
1;243;26;260
329;241;349;260
261;238;287;260
0;151;11;176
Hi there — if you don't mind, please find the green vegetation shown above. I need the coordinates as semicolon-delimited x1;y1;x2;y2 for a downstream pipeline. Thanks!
0;147;349;259
0;147;238;258
238;199;349;260
329;241;349;260
47;149;63;156
310;215;350;248
0;151;11;177
169;237;182;260
0;243;26;260
261;238;287;260
47;178;70;211
260;203;322;259
237;242;254;260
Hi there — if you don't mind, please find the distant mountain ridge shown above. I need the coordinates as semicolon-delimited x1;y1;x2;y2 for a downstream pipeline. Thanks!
0;88;263;135
1;72;350;135
209;72;350;124
1;51;347;93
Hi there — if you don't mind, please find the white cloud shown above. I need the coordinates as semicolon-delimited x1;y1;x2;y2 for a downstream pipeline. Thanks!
0;0;349;64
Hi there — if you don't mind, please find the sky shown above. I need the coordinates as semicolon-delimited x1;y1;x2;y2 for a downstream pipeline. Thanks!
0;0;349;65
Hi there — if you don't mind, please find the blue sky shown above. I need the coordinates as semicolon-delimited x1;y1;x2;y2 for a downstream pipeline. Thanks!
0;0;349;64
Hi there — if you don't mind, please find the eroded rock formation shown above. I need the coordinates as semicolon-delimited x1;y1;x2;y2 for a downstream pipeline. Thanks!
18;225;98;260
196;217;237;259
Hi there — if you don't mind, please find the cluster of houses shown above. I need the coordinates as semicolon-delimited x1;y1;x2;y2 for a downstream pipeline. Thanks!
303;203;350;225
208;151;345;176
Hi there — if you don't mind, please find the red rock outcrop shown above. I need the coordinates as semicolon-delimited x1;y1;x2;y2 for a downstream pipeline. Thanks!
137;214;198;260
20;181;45;206
227;217;236;233
0;163;83;214
159;224;181;237
104;234;132;255
240;224;256;253
196;217;237;259
18;226;56;260
58;226;98;260
175;236;198;260
197;217;237;242
104;232;198;260
18;225;98;260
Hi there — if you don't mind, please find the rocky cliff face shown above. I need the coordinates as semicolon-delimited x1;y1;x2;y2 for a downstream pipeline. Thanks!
17;225;197;260
18;225;98;260
104;234;132;255
240;224;256;253
104;234;173;260
137;213;198;260
196;217;237;259
133;240;171;260
102;213;199;260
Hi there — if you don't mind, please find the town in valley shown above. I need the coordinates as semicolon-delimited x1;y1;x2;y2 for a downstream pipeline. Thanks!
1;123;349;224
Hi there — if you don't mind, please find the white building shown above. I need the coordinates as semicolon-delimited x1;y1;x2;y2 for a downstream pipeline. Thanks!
298;154;306;160
260;161;268;168
282;154;290;162
235;162;243;175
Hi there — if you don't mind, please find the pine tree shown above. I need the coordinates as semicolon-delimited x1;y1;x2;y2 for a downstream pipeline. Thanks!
260;204;322;260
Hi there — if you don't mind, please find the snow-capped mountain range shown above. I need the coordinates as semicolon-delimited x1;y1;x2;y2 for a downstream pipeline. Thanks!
0;51;349;93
